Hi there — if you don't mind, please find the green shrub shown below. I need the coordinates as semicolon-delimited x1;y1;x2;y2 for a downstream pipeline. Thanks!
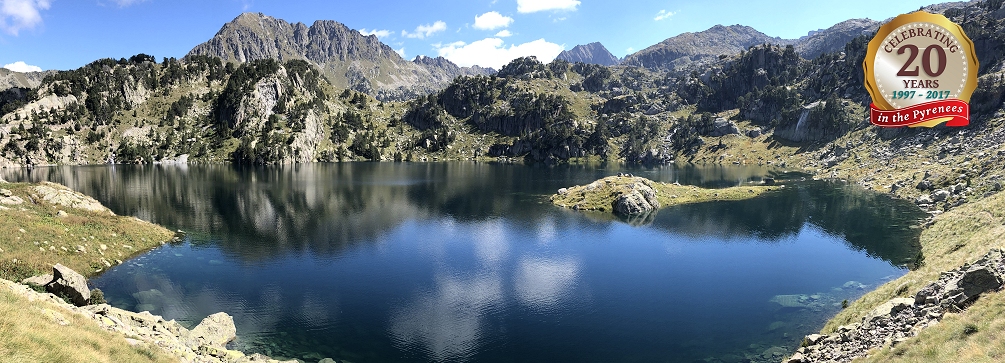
89;288;106;305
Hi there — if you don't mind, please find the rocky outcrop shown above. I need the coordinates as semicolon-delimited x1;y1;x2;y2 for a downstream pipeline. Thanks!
46;264;91;306
2;93;79;122
0;187;24;205
709;117;740;137
792;19;879;59
613;179;660;215
1;277;294;363
555;42;620;66
22;274;54;286
32;182;113;214
288;109;323;163
789;249;1005;363
412;55;495;77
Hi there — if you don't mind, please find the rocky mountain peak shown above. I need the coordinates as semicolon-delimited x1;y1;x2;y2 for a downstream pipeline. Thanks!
621;24;792;71
556;42;620;66
187;13;491;100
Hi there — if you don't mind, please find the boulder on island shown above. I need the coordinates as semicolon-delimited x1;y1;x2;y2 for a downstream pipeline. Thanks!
613;181;660;215
45;264;91;306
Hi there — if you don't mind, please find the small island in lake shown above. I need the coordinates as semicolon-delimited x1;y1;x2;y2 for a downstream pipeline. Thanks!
550;175;780;215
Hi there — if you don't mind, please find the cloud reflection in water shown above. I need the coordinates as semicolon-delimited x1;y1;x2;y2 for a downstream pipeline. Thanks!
514;257;581;311
389;218;583;362
388;272;505;362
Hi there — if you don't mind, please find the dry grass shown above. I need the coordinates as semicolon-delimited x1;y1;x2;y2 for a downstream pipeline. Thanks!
550;175;779;212
0;182;174;282
0;286;176;363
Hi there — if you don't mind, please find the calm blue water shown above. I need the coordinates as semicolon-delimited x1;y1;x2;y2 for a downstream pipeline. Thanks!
4;163;925;363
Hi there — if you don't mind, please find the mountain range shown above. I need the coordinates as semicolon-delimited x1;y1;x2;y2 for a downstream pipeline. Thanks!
184;10;890;87
187;13;492;101
0;68;52;91
0;0;1001;169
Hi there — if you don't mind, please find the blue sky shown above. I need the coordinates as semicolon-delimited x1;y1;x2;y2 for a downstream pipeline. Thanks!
1;0;942;71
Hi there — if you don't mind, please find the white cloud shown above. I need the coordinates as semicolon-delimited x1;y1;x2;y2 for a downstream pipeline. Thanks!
494;29;512;37
436;38;564;69
394;47;406;58
403;20;446;39
3;61;42;72
360;28;392;39
0;0;51;36
517;0;580;13
110;0;148;7
654;9;675;21
626;47;634;53
473;11;513;30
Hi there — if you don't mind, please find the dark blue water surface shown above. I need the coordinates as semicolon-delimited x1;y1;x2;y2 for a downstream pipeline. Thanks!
4;163;925;363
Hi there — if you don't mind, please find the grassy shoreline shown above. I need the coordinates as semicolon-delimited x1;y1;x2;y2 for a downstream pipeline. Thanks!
0;180;179;362
0;181;175;282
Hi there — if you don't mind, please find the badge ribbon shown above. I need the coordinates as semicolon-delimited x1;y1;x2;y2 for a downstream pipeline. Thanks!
869;99;969;127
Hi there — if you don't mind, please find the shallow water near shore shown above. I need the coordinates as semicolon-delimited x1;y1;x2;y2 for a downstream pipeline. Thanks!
4;163;926;363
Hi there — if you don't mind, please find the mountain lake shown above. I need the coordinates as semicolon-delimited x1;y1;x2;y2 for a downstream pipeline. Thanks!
3;162;926;363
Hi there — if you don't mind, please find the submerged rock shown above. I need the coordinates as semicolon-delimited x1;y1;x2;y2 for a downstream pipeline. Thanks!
770;294;811;308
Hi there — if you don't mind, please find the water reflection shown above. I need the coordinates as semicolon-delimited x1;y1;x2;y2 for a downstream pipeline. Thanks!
514;257;581;311
2;163;923;268
473;220;509;266
1;163;927;362
389;272;505;362
649;181;924;267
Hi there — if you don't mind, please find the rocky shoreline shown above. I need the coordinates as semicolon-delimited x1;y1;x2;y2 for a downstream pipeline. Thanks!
787;248;1005;363
5;265;295;363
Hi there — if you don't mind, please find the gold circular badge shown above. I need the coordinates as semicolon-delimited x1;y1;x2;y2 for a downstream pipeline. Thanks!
863;11;979;127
